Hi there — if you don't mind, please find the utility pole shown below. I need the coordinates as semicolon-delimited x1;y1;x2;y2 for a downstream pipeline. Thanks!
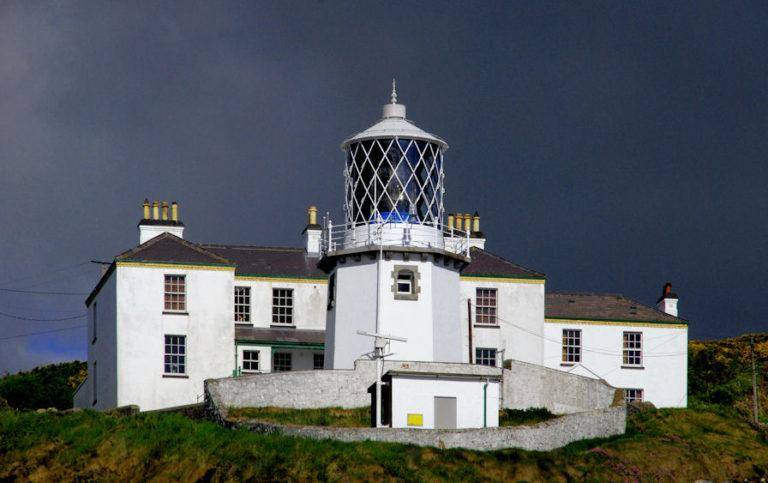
357;330;407;428
751;335;760;424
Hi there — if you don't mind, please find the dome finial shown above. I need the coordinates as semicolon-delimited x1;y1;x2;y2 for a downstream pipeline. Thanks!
391;78;397;104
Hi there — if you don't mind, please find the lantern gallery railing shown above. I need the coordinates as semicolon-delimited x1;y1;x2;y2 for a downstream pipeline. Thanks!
320;218;471;258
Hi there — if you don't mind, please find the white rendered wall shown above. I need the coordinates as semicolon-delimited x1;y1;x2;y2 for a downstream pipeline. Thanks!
116;265;235;411
327;252;463;368
233;278;327;330
459;279;545;365
76;273;118;410
543;322;688;408
390;376;500;429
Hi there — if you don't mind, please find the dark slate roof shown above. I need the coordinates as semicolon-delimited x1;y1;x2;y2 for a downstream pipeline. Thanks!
116;233;233;266
235;326;325;345
545;292;687;325
201;244;326;279
461;247;545;279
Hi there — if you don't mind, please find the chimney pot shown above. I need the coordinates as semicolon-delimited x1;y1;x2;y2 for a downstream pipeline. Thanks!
308;205;318;226
447;213;455;230
152;201;159;220
472;212;480;233
142;199;150;220
161;202;169;221
171;202;179;222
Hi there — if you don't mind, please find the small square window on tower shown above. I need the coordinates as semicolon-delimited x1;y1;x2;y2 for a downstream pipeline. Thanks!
391;265;420;300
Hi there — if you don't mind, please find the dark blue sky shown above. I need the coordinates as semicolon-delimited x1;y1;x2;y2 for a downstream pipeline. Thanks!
1;1;766;373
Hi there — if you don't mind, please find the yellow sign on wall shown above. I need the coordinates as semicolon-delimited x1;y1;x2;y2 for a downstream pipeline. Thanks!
407;413;423;427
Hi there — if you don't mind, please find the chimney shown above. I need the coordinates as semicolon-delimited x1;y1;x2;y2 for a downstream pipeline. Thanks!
303;205;322;257
447;213;455;230
138;199;185;244
468;211;486;250
656;282;679;317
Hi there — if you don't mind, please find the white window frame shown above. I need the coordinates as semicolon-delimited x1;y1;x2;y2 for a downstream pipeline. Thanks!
164;275;186;312
475;347;497;367
164;334;187;375
623;331;643;367
562;329;582;364
234;286;251;323
625;388;644;403
272;288;294;325
475;288;498;325
242;350;260;373
273;352;292;372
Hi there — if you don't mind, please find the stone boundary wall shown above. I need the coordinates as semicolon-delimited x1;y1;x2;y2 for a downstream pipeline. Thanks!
205;359;620;415
216;407;626;452
503;360;621;414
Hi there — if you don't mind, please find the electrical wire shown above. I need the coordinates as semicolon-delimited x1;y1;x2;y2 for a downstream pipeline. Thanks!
0;287;88;296
0;311;87;322
0;261;90;288
0;325;87;341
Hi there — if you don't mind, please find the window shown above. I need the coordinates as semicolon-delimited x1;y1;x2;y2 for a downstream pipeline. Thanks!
623;332;643;367
92;361;97;405
625;388;644;403
164;275;186;312
273;352;292;372
242;350;259;373
91;302;97;344
272;288;293;325
391;265;420;300
562;329;582;364
475;348;497;367
475;288;498;325
164;335;187;375
397;271;413;294
234;286;251;323
313;353;324;370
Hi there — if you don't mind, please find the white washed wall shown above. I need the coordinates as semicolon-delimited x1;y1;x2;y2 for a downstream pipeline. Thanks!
116;265;235;411
233;278;327;329
390;376;500;429
543;322;688;408
459;279;545;365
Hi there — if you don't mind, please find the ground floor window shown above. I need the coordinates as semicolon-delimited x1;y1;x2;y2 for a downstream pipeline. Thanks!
273;352;292;372
164;335;186;375
242;350;259;372
313;352;324;370
625;388;643;403
475;347;497;367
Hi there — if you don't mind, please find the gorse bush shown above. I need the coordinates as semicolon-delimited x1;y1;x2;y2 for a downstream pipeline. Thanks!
0;361;86;410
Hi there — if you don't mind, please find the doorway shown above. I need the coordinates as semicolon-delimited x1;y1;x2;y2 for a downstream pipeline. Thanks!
434;396;457;429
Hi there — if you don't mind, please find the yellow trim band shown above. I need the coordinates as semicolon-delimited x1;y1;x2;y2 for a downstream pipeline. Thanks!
116;261;235;271
545;318;687;329
235;276;328;284
460;276;545;284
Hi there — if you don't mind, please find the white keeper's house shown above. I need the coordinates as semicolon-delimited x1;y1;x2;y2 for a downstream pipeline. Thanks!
74;86;688;412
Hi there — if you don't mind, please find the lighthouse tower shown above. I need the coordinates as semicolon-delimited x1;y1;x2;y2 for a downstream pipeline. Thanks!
322;82;471;369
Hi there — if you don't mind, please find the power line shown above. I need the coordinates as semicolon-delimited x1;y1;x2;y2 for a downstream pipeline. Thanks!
0;311;87;322
0;287;88;296
0;261;90;288
0;325;87;341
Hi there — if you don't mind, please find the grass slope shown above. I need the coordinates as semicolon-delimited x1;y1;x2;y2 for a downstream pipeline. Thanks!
1;406;766;481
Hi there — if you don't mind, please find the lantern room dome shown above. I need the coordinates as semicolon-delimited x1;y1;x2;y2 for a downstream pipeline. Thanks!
341;83;448;151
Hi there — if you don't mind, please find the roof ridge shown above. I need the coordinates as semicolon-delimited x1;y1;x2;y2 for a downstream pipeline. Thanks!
469;247;546;277
116;233;235;265
201;244;304;252
547;291;625;298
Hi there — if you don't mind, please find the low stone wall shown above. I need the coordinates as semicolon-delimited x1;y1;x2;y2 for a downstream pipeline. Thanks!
503;360;621;414
221;407;626;452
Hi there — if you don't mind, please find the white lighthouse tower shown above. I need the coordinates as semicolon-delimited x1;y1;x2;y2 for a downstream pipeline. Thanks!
322;82;471;369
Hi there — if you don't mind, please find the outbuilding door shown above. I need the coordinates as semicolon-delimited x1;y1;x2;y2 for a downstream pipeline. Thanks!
434;396;457;429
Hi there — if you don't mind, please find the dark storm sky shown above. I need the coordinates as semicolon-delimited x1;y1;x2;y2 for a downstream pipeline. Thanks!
1;1;766;373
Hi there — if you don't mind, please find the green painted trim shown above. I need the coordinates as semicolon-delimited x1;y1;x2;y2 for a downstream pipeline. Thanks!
460;273;546;281
119;259;235;268
235;339;325;350
545;315;688;326
235;273;327;281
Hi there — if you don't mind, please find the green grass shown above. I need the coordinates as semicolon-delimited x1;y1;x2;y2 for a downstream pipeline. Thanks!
228;406;371;427
498;407;557;426
1;407;766;480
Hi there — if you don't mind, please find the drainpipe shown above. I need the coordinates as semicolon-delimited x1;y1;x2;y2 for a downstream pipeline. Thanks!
467;299;473;363
483;379;488;428
233;341;240;377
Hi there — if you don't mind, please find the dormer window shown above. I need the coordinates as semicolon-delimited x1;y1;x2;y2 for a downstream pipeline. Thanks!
391;265;420;300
